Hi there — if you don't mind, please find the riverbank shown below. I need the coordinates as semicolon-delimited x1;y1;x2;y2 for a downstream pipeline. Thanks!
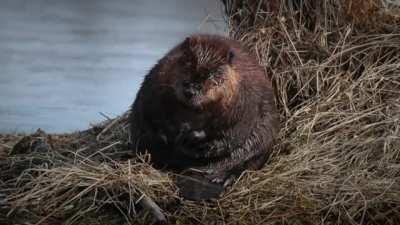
1;1;400;224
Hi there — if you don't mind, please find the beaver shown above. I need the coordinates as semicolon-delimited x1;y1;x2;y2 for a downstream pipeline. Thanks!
129;34;279;200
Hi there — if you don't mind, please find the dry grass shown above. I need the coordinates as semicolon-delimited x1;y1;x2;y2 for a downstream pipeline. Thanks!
1;0;400;224
0;116;177;225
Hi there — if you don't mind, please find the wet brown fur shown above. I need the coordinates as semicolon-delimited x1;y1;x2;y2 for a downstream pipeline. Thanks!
129;34;279;199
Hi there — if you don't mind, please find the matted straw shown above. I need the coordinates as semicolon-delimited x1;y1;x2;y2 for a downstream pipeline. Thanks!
1;1;400;224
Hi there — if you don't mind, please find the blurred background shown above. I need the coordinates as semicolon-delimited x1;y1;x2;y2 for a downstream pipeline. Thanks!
0;0;226;133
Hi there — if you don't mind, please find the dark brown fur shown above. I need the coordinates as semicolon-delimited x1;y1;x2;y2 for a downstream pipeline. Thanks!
129;34;279;199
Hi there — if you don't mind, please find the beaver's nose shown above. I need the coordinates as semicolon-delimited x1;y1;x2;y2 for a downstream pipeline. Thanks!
183;87;197;99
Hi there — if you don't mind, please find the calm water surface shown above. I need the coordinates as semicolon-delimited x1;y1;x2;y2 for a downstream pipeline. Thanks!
0;0;226;133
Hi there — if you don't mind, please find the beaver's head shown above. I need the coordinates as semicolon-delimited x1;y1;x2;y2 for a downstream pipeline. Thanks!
171;35;240;110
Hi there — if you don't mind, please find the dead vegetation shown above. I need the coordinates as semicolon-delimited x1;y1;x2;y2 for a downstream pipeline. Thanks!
1;0;400;224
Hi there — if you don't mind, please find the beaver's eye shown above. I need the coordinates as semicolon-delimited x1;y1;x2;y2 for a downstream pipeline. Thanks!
208;72;215;79
208;71;219;79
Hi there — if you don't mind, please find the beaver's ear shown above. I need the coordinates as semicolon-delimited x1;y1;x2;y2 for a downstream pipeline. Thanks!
182;37;191;50
182;36;198;50
181;37;193;59
227;50;235;65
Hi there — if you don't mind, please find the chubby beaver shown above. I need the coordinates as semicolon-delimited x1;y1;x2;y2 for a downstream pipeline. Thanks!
129;34;279;200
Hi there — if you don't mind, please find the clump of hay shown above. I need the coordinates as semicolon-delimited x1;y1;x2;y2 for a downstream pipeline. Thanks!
342;0;400;27
218;0;400;224
0;116;177;225
1;0;400;224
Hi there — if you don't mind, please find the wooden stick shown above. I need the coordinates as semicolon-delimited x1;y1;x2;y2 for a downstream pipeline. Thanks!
136;194;168;225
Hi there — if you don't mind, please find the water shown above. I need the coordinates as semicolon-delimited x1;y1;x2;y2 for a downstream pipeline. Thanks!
0;0;226;133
